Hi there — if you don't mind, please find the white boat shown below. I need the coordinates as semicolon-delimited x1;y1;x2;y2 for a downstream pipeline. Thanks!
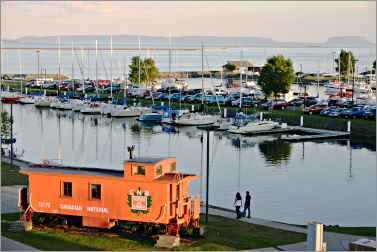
58;101;74;110
19;96;35;104
34;97;52;108
80;102;102;114
228;120;280;134
71;100;85;112
161;78;188;90
111;106;151;117
173;113;218;126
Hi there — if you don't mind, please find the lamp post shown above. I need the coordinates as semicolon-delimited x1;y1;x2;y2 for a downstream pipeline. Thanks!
198;124;218;224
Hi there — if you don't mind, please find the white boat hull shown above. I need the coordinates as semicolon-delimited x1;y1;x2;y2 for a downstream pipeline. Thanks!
228;121;279;134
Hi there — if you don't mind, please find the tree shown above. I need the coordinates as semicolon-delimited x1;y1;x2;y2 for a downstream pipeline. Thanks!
224;63;236;72
335;49;357;77
1;111;11;141
128;56;159;86
258;55;295;99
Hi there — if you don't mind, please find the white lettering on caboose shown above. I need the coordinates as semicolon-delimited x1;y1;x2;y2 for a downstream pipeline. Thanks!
86;206;109;213
60;204;82;211
38;201;51;208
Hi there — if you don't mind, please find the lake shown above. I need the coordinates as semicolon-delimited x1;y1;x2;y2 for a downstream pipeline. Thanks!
3;104;376;227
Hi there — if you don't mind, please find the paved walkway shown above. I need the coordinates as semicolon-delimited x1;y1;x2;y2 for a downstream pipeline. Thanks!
1;185;38;251
204;206;375;251
1;236;38;251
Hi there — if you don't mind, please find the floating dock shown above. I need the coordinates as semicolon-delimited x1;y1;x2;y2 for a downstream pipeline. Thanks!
204;125;350;142
280;126;350;142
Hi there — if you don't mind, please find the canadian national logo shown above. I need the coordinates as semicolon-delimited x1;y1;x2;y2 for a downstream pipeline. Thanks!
127;187;152;214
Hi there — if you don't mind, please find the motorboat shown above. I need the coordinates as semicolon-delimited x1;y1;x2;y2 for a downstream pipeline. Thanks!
137;112;163;122
172;113;218;126
19;95;35;104
34;97;52;108
80;102;102;114
71;99;85;112
111;106;151;117
228;120;280;134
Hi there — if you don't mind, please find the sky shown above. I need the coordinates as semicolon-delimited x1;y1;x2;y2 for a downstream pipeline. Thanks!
1;1;376;43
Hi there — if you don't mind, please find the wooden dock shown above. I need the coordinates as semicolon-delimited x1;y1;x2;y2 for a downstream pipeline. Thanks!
240;127;296;136
280;126;350;142
221;125;350;142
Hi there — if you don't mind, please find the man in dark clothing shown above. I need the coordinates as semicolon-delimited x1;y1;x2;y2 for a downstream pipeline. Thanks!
244;191;252;218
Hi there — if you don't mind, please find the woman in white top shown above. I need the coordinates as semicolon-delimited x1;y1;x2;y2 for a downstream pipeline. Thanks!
234;192;242;219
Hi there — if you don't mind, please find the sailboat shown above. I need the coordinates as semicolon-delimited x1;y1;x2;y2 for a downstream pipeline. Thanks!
171;42;218;126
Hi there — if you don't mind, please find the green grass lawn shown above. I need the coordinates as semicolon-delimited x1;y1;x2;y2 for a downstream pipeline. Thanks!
277;222;376;237
2;212;306;251
324;226;376;237
1;162;28;186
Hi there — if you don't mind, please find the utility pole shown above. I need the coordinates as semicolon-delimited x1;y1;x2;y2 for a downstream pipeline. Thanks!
205;129;210;224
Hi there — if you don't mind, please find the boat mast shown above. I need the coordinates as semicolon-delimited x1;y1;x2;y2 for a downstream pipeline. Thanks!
201;42;204;106
80;47;85;97
138;36;141;87
18;49;23;94
317;62;320;98
71;41;74;93
71;41;75;81
110;35;113;100
58;36;61;95
169;34;172;109
239;50;243;109
95;40;99;97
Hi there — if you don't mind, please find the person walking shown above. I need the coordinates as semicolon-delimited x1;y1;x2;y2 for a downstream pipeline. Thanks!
234;192;242;219
244;191;252;218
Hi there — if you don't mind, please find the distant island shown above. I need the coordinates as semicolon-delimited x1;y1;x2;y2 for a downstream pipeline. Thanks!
2;35;375;49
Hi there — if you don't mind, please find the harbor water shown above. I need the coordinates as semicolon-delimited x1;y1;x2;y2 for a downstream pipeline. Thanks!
4;104;376;227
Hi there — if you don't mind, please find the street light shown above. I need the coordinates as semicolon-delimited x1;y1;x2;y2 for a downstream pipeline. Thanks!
197;124;218;224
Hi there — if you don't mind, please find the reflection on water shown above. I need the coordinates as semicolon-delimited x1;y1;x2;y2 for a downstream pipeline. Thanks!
258;141;292;166
4;104;376;226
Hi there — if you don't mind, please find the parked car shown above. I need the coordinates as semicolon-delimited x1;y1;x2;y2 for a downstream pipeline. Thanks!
206;95;226;105
362;107;376;120
304;104;327;114
231;97;255;107
338;106;364;119
327;108;344;117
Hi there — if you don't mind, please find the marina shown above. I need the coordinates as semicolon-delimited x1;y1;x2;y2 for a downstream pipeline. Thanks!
1;104;375;227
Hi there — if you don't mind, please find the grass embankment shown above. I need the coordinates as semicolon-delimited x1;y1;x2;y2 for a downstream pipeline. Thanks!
1;161;27;186
2;212;305;251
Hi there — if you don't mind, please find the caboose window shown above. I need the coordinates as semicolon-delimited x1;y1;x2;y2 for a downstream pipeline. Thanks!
170;162;176;172
156;165;162;176
90;184;101;200
63;182;72;197
133;166;145;175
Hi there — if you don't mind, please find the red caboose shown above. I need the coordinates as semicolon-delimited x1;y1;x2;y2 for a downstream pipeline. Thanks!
18;157;201;235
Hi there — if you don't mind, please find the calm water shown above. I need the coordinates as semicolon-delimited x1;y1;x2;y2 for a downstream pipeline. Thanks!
2;46;376;79
4;104;376;226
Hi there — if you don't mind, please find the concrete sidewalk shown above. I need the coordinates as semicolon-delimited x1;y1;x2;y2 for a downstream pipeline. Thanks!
1;236;38;251
203;206;375;251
